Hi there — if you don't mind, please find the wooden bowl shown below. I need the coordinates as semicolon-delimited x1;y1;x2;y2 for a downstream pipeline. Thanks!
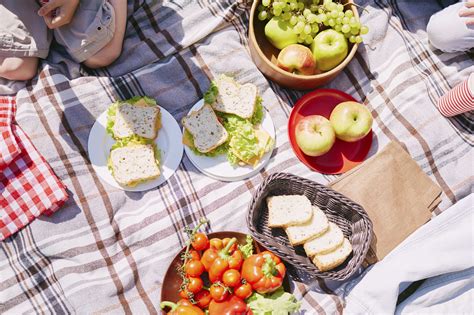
160;231;288;314
248;0;359;90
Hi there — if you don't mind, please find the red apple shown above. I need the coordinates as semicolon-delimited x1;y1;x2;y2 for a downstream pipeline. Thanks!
277;44;316;76
295;115;336;156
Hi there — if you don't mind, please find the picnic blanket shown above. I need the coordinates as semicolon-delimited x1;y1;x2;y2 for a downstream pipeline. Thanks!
1;0;473;313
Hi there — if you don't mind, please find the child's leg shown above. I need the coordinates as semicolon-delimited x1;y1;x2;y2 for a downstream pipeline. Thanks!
427;1;474;52
83;0;127;69
0;0;51;92
53;0;127;69
0;57;39;81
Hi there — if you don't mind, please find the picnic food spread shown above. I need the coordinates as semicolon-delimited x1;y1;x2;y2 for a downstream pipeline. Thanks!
1;0;470;314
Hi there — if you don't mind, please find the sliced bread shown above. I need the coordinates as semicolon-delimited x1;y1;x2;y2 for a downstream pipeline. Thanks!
284;206;329;246
211;75;257;119
267;195;313;228
109;144;160;187
113;103;161;139
182;104;228;153
312;238;352;272
304;222;344;257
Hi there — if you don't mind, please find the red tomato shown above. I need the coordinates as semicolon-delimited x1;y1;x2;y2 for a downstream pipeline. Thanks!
185;260;205;277
222;269;241;287
192;233;209;251
234;282;253;300
194;290;212;309
187;277;204;294
210;284;228;302
189;249;201;261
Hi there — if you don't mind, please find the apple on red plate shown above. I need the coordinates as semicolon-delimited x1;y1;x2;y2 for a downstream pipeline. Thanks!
288;89;373;174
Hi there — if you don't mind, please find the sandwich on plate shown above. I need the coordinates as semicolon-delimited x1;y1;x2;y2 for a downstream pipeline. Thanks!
105;96;162;187
107;138;161;187
182;74;274;167
107;96;161;140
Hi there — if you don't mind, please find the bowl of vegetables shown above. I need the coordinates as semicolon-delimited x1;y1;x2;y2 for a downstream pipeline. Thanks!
160;219;300;314
249;0;368;90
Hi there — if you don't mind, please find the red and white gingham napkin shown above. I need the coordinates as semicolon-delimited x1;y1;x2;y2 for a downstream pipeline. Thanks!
0;96;69;241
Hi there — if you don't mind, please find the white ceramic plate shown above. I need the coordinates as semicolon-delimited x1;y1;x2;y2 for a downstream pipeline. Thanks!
88;106;183;192
183;99;275;182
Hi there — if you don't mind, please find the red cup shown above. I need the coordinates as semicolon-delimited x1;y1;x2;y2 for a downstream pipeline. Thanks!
437;73;474;117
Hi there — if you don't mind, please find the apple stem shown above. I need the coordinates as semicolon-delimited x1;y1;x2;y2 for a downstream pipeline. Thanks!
344;2;369;14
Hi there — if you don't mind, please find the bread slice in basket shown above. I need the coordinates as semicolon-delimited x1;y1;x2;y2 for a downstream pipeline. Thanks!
284;206;329;246
182;104;228;153
312;238;353;272
304;222;345;256
267;195;313;228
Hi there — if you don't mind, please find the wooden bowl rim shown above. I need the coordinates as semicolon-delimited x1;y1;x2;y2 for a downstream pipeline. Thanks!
249;0;360;81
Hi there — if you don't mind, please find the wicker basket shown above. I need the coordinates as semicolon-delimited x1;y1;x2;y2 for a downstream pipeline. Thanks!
247;173;373;281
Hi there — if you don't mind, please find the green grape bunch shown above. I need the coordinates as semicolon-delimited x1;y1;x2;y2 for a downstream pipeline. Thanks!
257;0;369;44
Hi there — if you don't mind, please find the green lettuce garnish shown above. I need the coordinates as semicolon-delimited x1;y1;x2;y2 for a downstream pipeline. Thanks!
106;96;159;140
238;235;254;259
246;287;301;315
203;81;218;104
251;96;264;126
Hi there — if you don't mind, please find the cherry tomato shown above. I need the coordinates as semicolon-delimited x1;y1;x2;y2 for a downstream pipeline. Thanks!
222;238;237;252
187;277;204;294
209;238;223;250
210;284;228;302
189;249;201;261
234;282;253;300
185;260;205;277
194;290;212;309
222;269;241;287
179;288;191;299
192;233;209;251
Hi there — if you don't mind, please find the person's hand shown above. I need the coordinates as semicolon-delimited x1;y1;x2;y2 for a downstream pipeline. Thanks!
38;0;80;29
459;0;474;26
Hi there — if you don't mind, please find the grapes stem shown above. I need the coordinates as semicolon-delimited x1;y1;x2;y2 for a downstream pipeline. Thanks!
344;2;369;14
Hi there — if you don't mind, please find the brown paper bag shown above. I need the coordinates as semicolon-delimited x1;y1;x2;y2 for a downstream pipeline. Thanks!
330;141;442;263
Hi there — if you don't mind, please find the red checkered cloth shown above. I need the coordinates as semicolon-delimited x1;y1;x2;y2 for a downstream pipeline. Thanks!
0;96;69;241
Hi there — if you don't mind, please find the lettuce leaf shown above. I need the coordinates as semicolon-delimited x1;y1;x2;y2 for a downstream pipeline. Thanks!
246;287;301;315
204;81;218;104
106;96;159;140
238;235;254;259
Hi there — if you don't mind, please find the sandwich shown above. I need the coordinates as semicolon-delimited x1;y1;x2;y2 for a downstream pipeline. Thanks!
183;74;274;167
182;104;229;154
107;96;161;140
205;74;258;119
107;138;161;187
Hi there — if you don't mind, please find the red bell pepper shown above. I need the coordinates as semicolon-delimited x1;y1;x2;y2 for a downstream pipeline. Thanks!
201;237;243;282
208;295;253;315
160;299;204;315
241;251;286;294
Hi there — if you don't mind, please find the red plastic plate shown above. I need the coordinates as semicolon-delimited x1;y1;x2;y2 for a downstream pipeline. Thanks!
288;89;373;174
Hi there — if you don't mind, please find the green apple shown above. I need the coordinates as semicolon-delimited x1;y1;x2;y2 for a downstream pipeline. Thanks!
329;101;373;142
295;115;336;156
277;44;316;75
311;29;348;72
264;17;298;50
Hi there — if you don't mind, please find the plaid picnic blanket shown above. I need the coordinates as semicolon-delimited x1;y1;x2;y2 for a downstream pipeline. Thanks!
1;0;473;313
